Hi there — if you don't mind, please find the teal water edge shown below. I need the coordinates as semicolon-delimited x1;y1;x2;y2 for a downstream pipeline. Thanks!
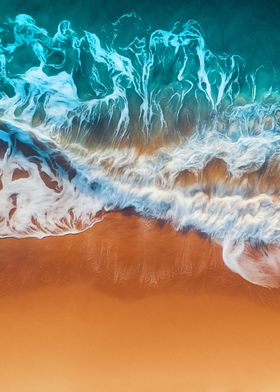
0;1;280;288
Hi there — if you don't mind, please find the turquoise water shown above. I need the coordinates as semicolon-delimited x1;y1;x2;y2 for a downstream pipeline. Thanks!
0;3;279;144
1;1;280;287
1;0;279;69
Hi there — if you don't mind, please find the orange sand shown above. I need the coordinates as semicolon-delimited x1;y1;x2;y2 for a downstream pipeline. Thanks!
0;212;280;391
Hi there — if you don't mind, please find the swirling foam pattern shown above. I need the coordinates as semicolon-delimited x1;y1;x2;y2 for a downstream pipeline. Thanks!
1;14;280;287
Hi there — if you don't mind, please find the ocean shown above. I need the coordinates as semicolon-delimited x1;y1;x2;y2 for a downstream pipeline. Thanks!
0;0;280;288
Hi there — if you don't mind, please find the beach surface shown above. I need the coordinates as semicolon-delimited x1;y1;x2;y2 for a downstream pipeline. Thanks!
0;212;280;391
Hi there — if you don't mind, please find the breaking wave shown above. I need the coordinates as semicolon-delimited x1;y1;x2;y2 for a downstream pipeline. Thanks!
0;13;279;145
1;13;280;288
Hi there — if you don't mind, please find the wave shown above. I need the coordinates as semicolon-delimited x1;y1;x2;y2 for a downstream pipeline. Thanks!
1;14;280;288
1;119;280;287
0;13;279;147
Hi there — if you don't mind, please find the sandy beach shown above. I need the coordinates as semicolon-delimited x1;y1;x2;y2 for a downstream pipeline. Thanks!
0;212;280;391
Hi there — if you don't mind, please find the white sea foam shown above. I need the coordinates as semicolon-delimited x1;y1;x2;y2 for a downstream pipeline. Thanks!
1;120;280;287
0;13;280;287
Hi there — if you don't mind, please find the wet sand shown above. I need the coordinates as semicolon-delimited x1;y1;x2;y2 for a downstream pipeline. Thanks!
0;212;280;391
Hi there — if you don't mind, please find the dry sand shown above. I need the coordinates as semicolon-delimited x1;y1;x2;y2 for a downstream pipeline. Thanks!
0;212;280;391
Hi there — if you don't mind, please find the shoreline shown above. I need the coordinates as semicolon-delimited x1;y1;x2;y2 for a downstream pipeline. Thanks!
0;210;278;301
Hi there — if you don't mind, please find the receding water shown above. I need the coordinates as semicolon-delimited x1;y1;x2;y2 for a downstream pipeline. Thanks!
0;0;280;288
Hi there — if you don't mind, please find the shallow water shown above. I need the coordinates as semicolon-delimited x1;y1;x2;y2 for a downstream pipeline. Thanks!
0;2;280;283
